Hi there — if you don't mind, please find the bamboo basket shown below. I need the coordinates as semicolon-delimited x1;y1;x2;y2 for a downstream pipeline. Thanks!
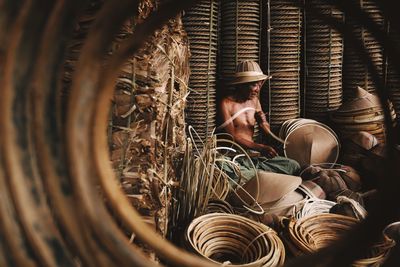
186;213;285;267
285;213;395;266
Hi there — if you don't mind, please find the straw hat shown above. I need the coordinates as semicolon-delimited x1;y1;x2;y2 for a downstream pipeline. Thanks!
228;60;271;85
235;170;302;205
337;86;381;113
284;123;340;167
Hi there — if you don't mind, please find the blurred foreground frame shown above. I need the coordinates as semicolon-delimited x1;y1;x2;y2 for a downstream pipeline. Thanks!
0;0;399;267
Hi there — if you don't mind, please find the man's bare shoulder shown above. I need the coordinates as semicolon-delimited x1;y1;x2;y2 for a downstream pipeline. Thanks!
221;95;235;102
220;96;236;107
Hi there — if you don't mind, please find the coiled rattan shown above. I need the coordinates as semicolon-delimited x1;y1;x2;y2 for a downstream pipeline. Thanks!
286;213;395;266
204;199;235;215
186;213;285;267
295;198;337;220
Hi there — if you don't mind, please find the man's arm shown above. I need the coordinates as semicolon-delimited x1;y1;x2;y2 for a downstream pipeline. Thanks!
255;100;272;136
254;100;278;157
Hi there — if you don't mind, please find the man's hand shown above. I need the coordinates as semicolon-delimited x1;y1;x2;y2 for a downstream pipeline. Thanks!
259;144;278;158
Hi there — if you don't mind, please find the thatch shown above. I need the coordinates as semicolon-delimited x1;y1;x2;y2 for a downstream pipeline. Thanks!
109;0;190;242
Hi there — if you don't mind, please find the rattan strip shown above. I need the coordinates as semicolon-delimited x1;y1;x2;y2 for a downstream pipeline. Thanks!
204;199;235;214
186;213;285;266
295;198;337;219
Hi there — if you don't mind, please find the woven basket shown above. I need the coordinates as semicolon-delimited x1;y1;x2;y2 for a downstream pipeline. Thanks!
285;213;395;266
186;213;285;266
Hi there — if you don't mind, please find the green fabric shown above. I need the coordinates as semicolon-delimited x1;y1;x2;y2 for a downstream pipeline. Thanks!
218;155;300;186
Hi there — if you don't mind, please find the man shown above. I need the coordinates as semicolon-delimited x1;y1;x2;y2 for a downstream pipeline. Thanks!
218;60;300;181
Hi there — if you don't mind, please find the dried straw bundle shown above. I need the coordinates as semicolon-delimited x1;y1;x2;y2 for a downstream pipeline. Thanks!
171;133;230;230
108;0;190;243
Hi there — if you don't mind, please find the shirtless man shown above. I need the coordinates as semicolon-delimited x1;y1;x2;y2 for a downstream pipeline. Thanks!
219;60;277;157
218;60;300;177
219;79;278;158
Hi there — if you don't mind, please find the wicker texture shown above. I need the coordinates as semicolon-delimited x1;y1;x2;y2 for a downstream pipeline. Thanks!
183;0;219;148
220;1;261;78
342;0;385;101
220;0;262;140
285;214;395;266
330;87;397;143
266;0;302;129
305;0;344;123
186;213;285;266
279;118;340;167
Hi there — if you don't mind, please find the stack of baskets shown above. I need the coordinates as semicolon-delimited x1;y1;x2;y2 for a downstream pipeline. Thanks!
285;213;395;266
305;0;344;123
342;0;385;101
386;25;400;119
220;0;262;140
186;213;285;267
330;86;397;143
220;0;261;79
183;0;219;148
267;0;302;129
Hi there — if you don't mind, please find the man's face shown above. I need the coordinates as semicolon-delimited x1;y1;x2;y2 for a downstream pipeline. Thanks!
238;80;264;100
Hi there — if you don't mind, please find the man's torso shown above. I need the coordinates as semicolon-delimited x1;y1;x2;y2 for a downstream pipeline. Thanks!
225;97;258;142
